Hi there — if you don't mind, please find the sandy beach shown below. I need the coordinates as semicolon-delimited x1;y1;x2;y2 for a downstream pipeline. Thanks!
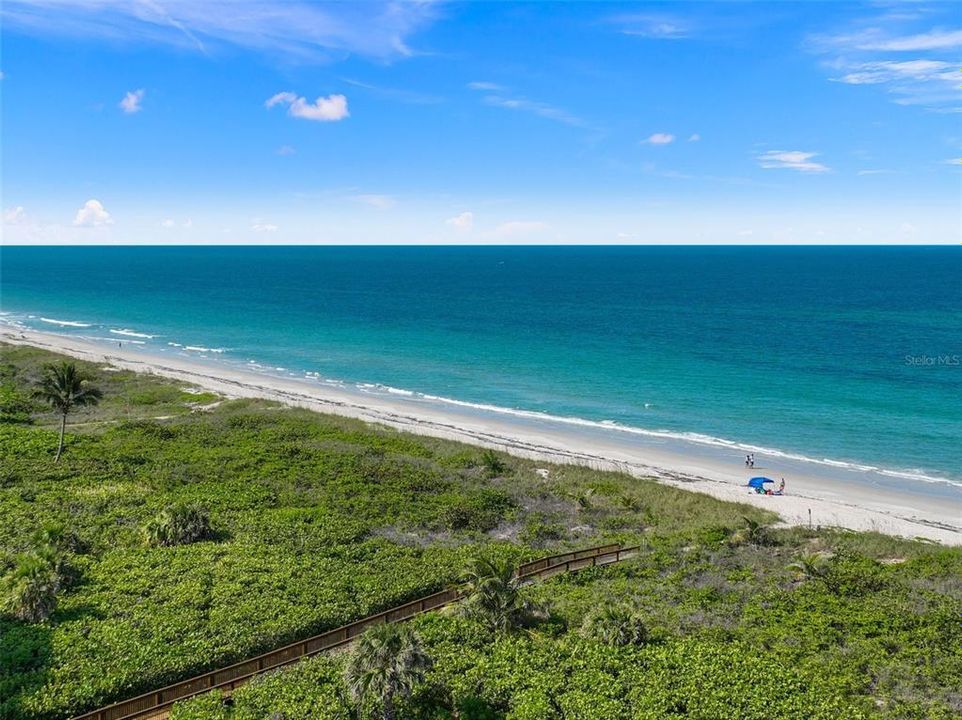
3;326;960;545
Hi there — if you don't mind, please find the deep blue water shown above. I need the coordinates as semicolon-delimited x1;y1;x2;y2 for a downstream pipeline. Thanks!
2;246;960;487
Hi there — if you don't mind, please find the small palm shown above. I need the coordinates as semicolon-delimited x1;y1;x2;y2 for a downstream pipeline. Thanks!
33;362;102;461
460;556;539;633
344;623;431;720
582;604;648;646
788;552;828;581
732;516;770;547
2;552;60;622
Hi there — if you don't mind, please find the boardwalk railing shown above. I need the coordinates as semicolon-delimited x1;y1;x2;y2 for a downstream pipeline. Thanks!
73;543;639;720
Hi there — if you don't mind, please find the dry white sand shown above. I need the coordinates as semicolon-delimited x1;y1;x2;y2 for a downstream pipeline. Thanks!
4;327;960;545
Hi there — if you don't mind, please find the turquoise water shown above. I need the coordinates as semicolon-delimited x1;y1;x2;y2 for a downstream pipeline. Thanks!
2;246;960;491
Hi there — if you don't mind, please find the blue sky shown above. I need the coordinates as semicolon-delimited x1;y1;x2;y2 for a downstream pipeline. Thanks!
1;0;959;244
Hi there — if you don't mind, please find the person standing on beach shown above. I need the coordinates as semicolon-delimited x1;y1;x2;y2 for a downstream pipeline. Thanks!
779;478;786;495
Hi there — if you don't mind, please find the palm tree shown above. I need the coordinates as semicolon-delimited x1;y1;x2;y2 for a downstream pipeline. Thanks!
480;449;507;478
731;516;770;547
788;552;829;582
581;604;648;646
459;556;541;633
32;362;102;461
2;552;60;622
344;623;432;720
143;502;212;547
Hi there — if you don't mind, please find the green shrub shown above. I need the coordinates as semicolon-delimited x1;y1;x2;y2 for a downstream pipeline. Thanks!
1;552;60;622
143;503;212;547
580;604;648;646
479;450;507;478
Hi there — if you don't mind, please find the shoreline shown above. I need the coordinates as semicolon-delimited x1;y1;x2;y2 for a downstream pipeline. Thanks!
3;326;961;545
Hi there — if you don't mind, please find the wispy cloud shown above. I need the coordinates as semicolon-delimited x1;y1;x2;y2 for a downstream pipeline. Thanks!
276;145;296;156
342;77;442;105
251;222;278;233
119;88;144;113
0;1;438;63
609;13;692;39
3;206;27;225
688;133;701;142
353;194;396;210
855;28;962;52
467;81;502;91
494;220;549;237
468;81;585;128
757;150;830;173
266;92;349;122
446;211;474;231
831;59;956;86
481;94;585;127
809;9;962;110
642;133;675;145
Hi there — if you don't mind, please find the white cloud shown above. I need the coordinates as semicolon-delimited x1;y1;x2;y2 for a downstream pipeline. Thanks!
494;220;549;236
276;145;296;156
0;1;438;62
266;91;349;121
857;169;893;175
642;133;675;145
161;218;175;228
757;150;830;173
183;218;193;228
251;223;278;232
446;211;473;231
3;206;27;225
354;194;396;210
119;88;145;113
73;199;113;226
688;133;701;142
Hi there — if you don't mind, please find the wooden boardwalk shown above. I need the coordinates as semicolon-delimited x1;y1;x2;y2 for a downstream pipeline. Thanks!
73;544;638;720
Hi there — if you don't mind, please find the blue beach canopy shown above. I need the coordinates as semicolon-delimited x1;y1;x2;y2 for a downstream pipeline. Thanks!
748;477;774;489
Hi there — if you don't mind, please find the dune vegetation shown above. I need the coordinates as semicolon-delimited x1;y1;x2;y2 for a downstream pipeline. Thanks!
1;344;960;720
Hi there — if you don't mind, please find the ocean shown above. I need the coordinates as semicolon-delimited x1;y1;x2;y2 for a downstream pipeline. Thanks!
2;245;960;495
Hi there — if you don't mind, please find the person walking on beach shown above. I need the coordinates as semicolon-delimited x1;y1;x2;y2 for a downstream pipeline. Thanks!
745;454;751;467
749;454;755;468
778;478;786;495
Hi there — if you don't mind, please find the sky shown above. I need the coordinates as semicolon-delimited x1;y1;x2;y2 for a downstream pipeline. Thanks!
0;0;960;245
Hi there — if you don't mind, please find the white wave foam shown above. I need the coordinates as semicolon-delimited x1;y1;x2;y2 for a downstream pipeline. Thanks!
165;353;952;491
394;390;961;490
183;345;228;354
110;328;155;339
40;317;92;328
